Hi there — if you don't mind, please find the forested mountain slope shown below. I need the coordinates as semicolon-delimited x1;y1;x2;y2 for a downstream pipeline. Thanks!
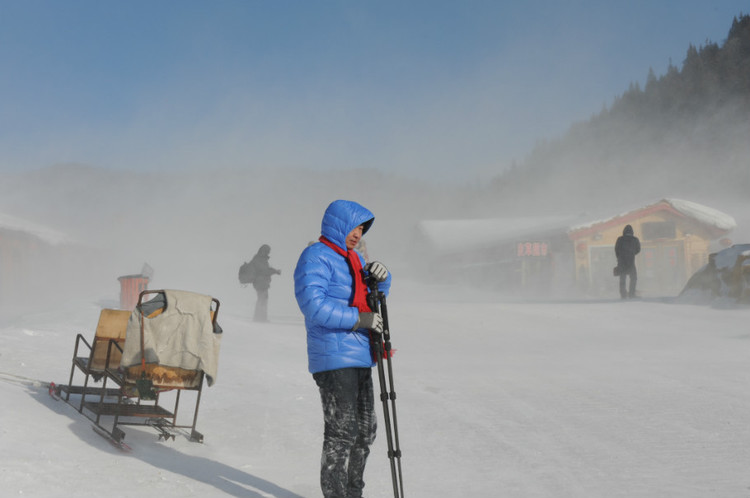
488;14;750;215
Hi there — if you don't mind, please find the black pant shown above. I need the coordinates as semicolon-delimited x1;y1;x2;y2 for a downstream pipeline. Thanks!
619;265;637;298
313;368;376;498
253;287;268;322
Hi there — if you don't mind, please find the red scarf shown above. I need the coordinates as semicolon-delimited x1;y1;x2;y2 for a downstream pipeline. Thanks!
319;236;371;312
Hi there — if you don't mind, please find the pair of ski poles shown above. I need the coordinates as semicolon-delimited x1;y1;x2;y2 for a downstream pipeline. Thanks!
366;276;405;498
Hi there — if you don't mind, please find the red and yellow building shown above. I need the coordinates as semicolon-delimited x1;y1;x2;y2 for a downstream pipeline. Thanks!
568;199;736;296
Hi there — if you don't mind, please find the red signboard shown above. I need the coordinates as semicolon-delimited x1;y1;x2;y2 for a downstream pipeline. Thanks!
517;242;549;257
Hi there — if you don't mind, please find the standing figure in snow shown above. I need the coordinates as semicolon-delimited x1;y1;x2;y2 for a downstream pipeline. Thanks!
615;224;641;299
248;244;281;322
294;200;391;498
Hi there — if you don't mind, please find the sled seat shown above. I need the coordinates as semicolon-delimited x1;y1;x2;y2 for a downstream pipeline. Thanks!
59;309;131;402
76;309;130;374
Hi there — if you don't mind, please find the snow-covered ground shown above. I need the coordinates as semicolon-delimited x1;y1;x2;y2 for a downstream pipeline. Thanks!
1;279;748;497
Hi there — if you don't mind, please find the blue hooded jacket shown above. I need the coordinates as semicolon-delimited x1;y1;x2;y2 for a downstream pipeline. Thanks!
294;200;392;374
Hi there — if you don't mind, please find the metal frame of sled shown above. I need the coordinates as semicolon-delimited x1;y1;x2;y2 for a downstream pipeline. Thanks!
53;290;221;445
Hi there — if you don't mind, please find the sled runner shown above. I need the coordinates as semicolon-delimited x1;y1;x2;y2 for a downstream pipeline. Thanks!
53;289;222;446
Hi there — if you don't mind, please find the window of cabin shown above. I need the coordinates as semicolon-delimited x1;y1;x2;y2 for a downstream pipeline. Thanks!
641;221;676;240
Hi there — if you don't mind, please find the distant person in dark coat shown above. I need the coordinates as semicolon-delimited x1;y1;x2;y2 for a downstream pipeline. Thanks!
249;244;281;322
615;224;641;299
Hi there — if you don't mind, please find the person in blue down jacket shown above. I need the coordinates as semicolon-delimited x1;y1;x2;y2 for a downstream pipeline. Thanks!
294;199;391;498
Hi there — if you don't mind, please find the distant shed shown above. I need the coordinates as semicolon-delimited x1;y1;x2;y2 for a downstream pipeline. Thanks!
414;215;581;294
0;213;73;307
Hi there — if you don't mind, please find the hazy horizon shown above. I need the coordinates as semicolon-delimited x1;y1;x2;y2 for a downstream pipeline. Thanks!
1;2;747;182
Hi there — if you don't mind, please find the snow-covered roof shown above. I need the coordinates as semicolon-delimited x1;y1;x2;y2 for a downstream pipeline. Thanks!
569;198;736;235
666;198;736;231
417;216;580;254
0;212;71;246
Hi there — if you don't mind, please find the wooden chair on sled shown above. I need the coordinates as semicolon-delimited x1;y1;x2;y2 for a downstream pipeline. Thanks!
56;308;131;411
53;289;222;446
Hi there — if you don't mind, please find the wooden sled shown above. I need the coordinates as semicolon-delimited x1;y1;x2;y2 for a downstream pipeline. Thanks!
54;290;221;446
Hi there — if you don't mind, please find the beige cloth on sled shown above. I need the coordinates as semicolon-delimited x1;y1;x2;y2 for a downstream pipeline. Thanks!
120;290;221;386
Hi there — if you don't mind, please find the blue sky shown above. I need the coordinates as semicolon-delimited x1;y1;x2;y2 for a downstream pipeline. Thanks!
0;1;746;180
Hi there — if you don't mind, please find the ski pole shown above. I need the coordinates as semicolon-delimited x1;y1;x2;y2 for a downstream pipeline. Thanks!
366;277;404;498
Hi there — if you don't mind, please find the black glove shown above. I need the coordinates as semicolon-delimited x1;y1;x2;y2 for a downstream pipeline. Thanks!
355;312;383;333
364;261;388;282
